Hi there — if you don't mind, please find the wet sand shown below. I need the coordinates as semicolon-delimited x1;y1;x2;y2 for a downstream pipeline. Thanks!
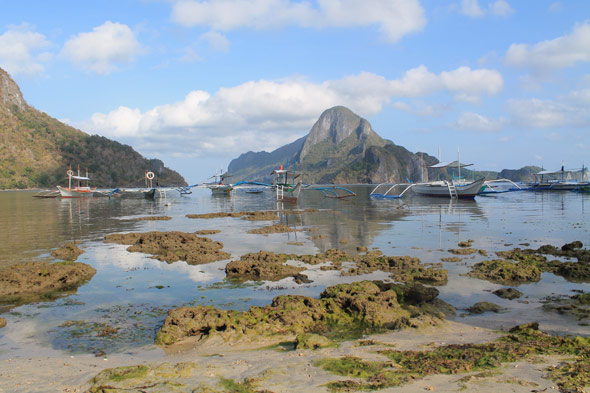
0;320;569;392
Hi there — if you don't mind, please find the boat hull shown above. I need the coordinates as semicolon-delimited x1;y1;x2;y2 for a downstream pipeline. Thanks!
276;183;302;203
527;182;590;191
208;185;233;196
57;186;95;198
412;178;485;199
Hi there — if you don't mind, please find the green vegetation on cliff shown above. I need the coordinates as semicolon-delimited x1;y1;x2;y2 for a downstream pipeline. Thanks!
0;67;186;189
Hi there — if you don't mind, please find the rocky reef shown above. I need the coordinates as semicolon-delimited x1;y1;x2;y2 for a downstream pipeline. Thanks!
155;281;453;347
225;251;306;282
104;231;231;265
0;261;96;306
50;242;85;261
542;292;590;324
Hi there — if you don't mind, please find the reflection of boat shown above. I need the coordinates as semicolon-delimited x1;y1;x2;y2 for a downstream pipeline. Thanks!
57;166;96;198
527;165;589;191
412;161;485;199
271;166;302;203
205;172;233;196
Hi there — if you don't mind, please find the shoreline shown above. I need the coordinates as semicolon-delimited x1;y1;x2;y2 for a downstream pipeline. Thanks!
0;320;571;393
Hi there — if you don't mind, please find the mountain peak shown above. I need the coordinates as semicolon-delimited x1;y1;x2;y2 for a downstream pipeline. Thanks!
299;106;379;160
0;67;27;112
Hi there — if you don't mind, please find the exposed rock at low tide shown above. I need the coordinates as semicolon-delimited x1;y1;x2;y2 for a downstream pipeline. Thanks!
247;224;297;234
0;318;5;328
132;216;172;221
51;242;84;261
155;281;453;347
542;292;590;323
88;362;196;393
449;248;477;255
225;251;306;282
464;259;541;285
104;231;230;265
0;261;96;305
465;301;506;315
195;229;221;235
492;287;523;300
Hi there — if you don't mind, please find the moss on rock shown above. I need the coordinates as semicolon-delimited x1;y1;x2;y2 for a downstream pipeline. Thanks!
155;281;450;347
51;241;84;261
225;251;306;282
104;231;230;265
0;261;96;306
464;259;541;285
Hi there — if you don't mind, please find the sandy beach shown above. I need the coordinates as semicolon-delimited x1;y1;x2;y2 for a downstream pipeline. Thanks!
0;320;576;393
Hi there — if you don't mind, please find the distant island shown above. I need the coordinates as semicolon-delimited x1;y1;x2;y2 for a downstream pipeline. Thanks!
0;67;186;189
229;106;541;184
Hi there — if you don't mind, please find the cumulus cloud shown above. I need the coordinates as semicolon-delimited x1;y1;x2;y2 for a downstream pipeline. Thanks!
61;21;144;74
170;0;426;43
508;89;590;128
460;0;514;18
82;66;503;157
505;21;590;71
452;112;504;132
0;23;52;77
200;30;230;52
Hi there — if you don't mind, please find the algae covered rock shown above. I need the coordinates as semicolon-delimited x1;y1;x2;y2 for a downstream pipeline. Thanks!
465;301;506;315
492;287;523;300
104;231;230;265
464;259;541;285
225;251;306;282
156;281;449;348
88;362;196;393
542;292;590;323
247;224;296;234
0;318;5;328
0;261;96;305
296;333;333;349
51;241;84;261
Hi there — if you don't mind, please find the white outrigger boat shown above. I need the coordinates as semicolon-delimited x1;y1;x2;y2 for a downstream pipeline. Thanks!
371;160;485;199
205;172;233;196
271;166;302;203
57;166;96;198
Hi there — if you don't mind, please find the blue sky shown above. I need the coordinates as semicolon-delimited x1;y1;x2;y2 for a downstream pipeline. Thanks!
1;0;589;183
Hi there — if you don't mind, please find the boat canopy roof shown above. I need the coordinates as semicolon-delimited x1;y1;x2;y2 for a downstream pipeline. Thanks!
429;161;473;169
537;168;588;175
71;175;90;180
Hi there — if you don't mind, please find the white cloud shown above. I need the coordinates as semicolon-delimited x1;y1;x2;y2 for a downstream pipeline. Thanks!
489;0;514;16
171;0;426;43
505;21;590;71
0;23;51;77
548;2;562;13
82;66;503;157
389;65;503;101
460;0;484;17
452;111;504;132
61;21;144;74
200;30;230;52
460;0;513;18
508;90;590;129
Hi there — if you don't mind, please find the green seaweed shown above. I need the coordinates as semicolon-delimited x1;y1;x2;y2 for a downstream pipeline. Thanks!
316;323;590;392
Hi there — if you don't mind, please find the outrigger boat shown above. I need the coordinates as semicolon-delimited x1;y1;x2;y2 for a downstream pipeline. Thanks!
526;165;589;191
57;166;96;198
371;159;484;199
205;172;233;196
271;165;302;203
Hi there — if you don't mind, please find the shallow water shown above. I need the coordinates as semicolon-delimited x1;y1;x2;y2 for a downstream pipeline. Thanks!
0;187;589;359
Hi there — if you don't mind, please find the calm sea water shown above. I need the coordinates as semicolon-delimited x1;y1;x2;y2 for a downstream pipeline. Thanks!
0;187;589;359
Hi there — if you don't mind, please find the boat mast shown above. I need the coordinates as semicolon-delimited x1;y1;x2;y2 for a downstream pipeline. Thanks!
458;147;461;179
